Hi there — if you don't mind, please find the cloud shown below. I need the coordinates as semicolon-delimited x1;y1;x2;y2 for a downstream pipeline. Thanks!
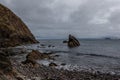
1;0;120;38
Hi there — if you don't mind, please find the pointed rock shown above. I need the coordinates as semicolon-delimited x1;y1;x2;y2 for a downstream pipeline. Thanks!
68;34;80;48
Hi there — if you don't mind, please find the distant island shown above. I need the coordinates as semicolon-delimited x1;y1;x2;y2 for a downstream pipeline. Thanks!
103;36;120;40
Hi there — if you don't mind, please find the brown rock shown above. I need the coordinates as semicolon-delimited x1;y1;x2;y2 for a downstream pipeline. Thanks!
26;50;51;60
22;50;50;65
0;3;38;48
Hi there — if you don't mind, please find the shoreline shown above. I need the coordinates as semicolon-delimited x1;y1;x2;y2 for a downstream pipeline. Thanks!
7;48;120;80
1;47;120;80
11;57;120;80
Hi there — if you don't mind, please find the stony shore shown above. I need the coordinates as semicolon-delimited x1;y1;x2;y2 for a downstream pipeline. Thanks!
12;60;120;80
1;48;119;80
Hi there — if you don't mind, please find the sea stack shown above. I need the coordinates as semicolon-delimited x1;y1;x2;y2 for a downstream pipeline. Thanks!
68;34;80;48
0;3;38;48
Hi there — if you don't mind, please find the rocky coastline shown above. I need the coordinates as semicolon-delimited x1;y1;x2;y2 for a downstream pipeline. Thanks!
0;48;120;80
0;3;120;80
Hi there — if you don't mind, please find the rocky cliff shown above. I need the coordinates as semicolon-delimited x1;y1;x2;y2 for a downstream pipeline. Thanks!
0;3;38;47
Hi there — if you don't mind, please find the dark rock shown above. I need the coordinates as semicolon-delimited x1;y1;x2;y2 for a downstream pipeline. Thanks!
48;45;55;48
16;77;24;80
0;74;8;80
48;45;52;47
37;46;40;48
54;55;60;57
61;63;66;66
0;3;38;48
52;46;55;47
68;34;80;48
84;77;91;80
0;50;9;57
49;62;57;67
41;44;45;46
1;48;19;56
0;51;12;73
63;40;68;43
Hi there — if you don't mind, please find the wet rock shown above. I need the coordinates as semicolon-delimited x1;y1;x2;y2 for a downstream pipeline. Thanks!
63;40;68;43
48;45;52;47
37;46;40;48
41;44;45;47
49;62;57;67
54;55;60;57
61;63;66;66
22;50;52;66
68;34;80;48
52;46;55;47
48;45;55;48
27;50;52;60
44;52;54;55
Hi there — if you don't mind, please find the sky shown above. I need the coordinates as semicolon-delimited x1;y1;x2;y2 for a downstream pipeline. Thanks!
1;0;120;39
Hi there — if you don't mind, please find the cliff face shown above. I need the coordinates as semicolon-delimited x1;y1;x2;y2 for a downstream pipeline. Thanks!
0;4;38;47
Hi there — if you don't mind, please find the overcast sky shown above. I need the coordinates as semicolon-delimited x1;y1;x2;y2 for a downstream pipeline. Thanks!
1;0;120;39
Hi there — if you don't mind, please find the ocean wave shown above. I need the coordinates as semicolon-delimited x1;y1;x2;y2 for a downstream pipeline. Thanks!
76;53;120;59
52;50;120;59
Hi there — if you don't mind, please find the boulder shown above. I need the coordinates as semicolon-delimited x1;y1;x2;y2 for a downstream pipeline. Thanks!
68;34;80;48
0;3;38;48
63;40;68;43
49;62;57;67
22;50;51;65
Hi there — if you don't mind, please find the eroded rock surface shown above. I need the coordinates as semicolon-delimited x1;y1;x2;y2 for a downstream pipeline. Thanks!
22;50;52;66
68;34;80;48
0;3;38;48
0;3;38;80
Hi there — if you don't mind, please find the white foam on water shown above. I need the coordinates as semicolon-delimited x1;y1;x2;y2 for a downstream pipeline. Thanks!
37;60;50;66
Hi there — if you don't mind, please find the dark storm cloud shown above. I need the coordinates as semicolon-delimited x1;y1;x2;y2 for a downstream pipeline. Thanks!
1;0;120;38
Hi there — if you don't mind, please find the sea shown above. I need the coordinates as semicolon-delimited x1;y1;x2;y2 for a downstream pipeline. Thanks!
19;39;120;74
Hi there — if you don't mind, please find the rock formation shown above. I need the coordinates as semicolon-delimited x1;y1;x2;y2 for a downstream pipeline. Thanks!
0;51;12;73
0;3;38;80
0;3;38;48
22;50;51;66
68;34;80;48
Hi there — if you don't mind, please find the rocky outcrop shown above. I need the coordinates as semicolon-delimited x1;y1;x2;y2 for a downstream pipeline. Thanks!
0;3;38;48
0;3;38;80
0;51;12;73
22;50;51;66
68;34;80;48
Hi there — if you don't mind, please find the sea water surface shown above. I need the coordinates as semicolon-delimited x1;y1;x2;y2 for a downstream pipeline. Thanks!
20;39;120;74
